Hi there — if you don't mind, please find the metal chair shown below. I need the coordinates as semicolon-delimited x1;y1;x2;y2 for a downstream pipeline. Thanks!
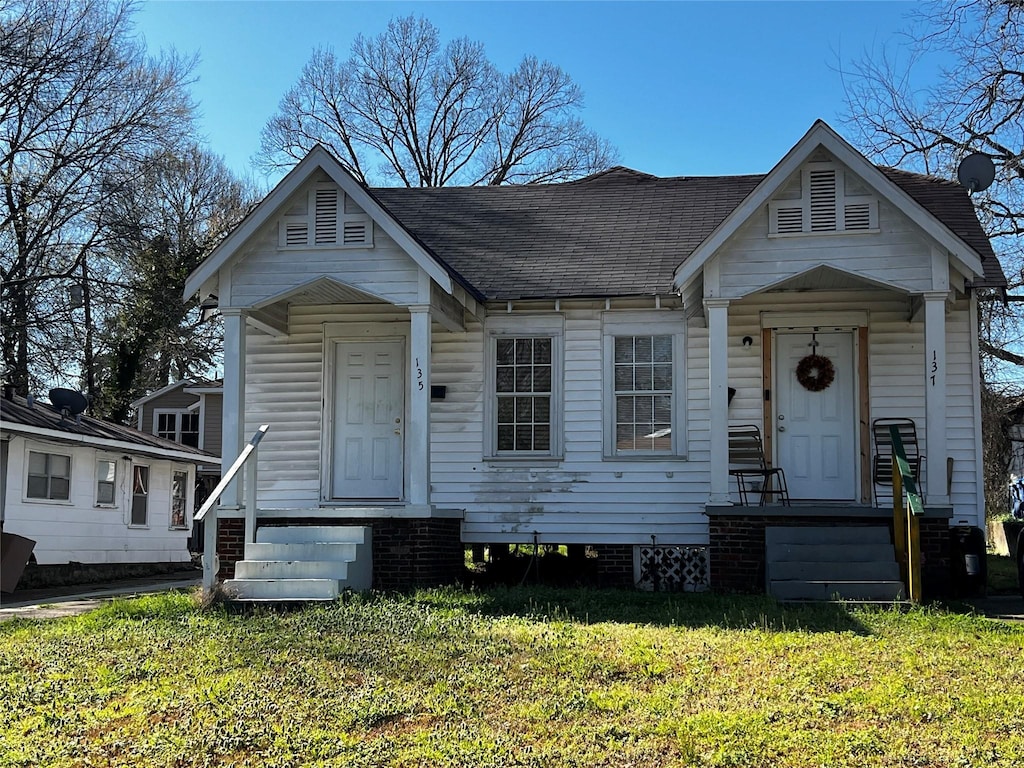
872;418;924;507
728;425;790;506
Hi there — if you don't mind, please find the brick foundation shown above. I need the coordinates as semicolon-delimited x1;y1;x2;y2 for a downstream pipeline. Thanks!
708;512;955;599
215;516;464;590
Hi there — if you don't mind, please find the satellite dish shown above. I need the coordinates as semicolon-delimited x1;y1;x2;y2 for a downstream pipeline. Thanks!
957;152;995;194
48;388;88;417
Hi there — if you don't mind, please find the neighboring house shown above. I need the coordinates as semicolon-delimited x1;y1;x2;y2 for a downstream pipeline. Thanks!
0;390;219;569
183;121;1005;598
131;379;224;498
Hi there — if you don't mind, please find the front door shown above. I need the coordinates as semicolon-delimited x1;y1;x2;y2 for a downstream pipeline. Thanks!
331;340;404;499
775;331;857;500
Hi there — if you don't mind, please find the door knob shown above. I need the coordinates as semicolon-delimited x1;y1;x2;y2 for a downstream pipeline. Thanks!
778;426;786;432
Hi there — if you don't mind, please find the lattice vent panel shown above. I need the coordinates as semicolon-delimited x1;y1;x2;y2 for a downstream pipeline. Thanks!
635;546;709;592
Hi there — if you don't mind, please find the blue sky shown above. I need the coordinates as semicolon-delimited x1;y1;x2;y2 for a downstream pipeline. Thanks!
135;1;924;185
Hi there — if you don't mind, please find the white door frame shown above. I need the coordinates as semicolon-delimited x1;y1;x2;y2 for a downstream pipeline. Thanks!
761;311;867;502
321;323;409;502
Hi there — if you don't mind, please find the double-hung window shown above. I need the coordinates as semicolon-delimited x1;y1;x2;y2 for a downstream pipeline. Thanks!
131;465;149;526
486;316;564;459
154;410;200;447
602;314;686;458
170;469;189;529
26;450;71;500
96;459;117;506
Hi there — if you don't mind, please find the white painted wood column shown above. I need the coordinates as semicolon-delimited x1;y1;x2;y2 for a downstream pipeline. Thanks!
408;306;431;506
220;308;247;509
706;299;732;504
923;292;949;506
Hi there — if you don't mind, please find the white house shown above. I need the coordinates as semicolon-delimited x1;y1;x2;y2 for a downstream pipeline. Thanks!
0;389;218;580
184;121;1005;599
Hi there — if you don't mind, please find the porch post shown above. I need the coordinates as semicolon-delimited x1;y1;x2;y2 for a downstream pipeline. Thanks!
408;305;431;506
706;299;732;504
220;308;247;509
923;291;949;505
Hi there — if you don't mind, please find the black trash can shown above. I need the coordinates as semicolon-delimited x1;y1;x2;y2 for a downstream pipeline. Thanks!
950;525;987;598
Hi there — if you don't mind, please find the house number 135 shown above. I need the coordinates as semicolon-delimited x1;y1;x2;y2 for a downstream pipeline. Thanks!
930;350;938;386
415;357;424;390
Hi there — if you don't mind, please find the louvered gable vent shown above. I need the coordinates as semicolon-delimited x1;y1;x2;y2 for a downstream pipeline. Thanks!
769;162;878;236
279;182;373;249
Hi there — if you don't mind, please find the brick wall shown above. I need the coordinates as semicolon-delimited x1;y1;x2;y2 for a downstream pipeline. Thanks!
215;518;244;579
708;513;955;598
592;544;635;588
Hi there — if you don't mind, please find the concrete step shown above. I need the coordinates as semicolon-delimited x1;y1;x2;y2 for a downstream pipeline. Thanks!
256;525;370;545
222;578;339;601
234;559;350;581
768;542;896;563
770;579;906;602
768;560;901;582
765;526;891;547
244;541;357;563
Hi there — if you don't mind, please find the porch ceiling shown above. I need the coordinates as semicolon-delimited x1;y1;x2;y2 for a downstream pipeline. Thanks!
255;276;389;310
761;265;909;295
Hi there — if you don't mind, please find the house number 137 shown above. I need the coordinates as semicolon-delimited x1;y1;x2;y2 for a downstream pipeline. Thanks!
415;357;424;390
930;350;938;386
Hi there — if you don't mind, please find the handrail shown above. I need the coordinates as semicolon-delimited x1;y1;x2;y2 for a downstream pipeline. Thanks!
194;424;269;522
196;424;269;593
890;425;923;601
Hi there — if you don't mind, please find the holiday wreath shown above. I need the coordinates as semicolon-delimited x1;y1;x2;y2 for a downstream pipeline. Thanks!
795;354;835;392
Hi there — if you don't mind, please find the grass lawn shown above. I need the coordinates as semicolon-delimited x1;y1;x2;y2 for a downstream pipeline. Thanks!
1;588;1022;767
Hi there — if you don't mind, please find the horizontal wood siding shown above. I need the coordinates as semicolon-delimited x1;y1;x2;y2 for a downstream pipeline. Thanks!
244;304;410;507
716;197;934;298
726;291;979;518
228;180;420;308
2;437;194;564
431;307;711;546
140;386;195;433
201;394;223;458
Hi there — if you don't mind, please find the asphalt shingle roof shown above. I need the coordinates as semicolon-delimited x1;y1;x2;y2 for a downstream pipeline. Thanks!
1;395;216;461
371;165;1005;301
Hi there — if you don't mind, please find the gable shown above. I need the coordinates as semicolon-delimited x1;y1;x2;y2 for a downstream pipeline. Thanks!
768;150;879;236
277;175;373;249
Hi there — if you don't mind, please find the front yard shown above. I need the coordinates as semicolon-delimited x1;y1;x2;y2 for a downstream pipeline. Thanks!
1;588;1022;767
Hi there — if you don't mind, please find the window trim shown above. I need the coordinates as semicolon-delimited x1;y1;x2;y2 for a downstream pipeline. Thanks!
95;455;119;508
601;312;688;460
129;463;150;528
152;408;202;448
24;447;73;503
169;465;192;530
483;315;565;462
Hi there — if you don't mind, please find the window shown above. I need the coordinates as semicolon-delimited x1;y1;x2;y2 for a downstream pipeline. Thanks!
131;465;149;526
279;183;372;248
27;451;71;500
154;410;200;447
602;315;686;458
96;459;117;506
170;469;189;529
769;163;878;236
613;336;673;452
485;316;563;459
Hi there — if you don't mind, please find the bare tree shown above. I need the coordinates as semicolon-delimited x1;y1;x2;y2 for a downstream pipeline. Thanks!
0;0;195;397
257;15;617;186
842;0;1023;369
92;145;256;422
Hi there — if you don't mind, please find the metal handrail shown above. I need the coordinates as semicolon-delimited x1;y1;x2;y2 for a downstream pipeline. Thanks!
195;425;269;593
194;424;269;522
890;425;923;601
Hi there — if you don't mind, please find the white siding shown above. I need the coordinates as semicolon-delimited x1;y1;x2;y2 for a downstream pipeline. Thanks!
228;180;421;308
1;437;194;564
715;196;934;298
725;291;979;519
432;307;711;546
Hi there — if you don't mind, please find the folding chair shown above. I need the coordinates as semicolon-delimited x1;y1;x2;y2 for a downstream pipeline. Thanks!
728;425;790;506
872;418;924;507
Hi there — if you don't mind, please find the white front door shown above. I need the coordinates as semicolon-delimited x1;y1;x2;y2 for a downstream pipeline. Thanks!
775;331;857;500
331;340;404;499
